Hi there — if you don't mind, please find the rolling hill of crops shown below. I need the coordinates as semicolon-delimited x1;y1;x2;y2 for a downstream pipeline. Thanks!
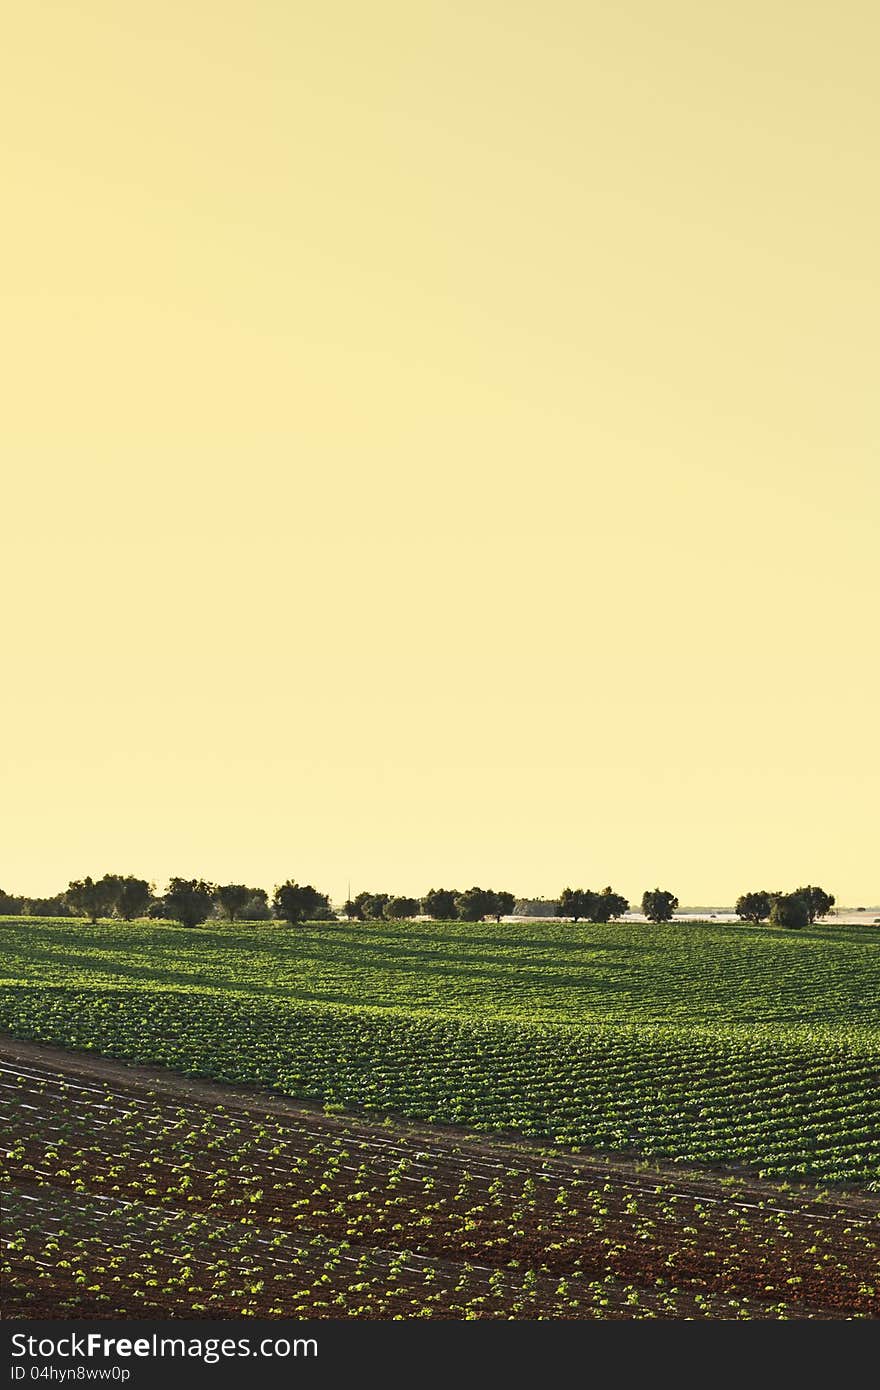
1;916;878;1186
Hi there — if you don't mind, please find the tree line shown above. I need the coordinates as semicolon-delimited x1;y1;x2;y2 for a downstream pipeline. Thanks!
0;876;331;928
0;876;835;931
0;879;518;928
344;888;517;923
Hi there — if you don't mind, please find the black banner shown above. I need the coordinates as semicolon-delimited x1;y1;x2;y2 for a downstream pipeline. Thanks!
1;1319;867;1386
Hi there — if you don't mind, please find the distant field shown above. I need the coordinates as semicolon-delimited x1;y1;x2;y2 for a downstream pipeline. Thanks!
1;916;878;1186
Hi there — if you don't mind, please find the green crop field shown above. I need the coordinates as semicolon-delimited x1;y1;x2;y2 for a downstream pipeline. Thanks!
1;915;878;1187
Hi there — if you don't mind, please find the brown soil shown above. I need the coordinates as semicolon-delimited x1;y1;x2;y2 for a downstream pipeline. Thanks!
2;1037;878;1321
3;1035;873;1210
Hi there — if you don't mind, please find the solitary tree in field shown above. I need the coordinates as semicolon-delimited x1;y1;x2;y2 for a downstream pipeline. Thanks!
794;886;835;923
384;895;421;920
272;881;331;926
769;892;809;930
592;887;629;922
735;890;773;925
641;888;678;923
420;888;460;921
164;878;215;929
215;883;252;922
65;876;119;924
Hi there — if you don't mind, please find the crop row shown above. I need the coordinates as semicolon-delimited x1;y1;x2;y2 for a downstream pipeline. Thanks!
2;1058;878;1320
3;916;878;1037
2;985;878;1186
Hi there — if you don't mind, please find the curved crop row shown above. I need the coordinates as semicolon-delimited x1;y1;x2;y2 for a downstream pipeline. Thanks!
2;983;877;1186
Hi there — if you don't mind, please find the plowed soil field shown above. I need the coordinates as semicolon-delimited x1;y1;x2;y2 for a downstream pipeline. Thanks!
3;1041;878;1320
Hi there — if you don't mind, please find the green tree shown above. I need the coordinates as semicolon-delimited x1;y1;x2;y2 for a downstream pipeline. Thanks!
490;890;516;922
214;883;252;922
455;887;496;922
112;876;153;921
23;895;72;917
561;886;629;922
641;888;678;923
559;887;595;922
735;890;773;925
420;888;460;921
770;892;809;930
272;881;331;925
592;886;629;922
794;885;835;923
65;876;118;924
164;878;215;929
352;891;389;921
384;895;420;920
240;888;271;920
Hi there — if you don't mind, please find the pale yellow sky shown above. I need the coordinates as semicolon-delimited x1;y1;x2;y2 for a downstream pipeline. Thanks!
2;2;878;904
